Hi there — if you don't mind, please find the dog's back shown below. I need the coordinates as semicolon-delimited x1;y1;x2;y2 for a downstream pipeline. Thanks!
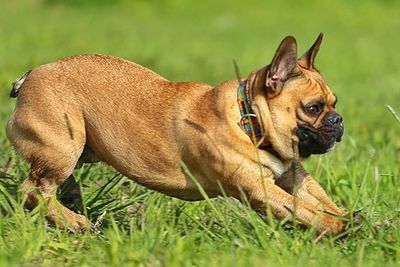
7;54;181;169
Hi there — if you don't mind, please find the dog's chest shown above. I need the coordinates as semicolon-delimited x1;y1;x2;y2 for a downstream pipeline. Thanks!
269;159;292;178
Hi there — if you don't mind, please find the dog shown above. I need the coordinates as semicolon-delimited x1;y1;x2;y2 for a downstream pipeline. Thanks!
6;33;346;234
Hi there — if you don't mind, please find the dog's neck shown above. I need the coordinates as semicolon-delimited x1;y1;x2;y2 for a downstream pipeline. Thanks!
236;80;282;160
237;80;269;147
238;68;300;161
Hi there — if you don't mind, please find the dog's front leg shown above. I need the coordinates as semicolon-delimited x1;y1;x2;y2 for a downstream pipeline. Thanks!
276;162;343;216
296;175;343;215
247;181;345;234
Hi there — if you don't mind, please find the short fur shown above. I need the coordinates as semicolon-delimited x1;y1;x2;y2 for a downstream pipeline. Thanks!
6;34;346;234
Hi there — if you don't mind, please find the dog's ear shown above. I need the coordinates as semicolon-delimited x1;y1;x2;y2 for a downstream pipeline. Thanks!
265;36;298;93
247;36;299;99
298;33;323;69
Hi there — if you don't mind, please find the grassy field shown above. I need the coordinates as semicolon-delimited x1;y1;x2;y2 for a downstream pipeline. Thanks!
0;0;399;266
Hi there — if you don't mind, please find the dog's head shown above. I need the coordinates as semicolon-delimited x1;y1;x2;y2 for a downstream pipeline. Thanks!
247;34;343;159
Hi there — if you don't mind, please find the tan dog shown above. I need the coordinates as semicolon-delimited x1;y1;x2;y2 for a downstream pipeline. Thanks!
6;34;346;234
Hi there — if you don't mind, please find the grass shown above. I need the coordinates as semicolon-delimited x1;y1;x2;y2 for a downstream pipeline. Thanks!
0;0;399;266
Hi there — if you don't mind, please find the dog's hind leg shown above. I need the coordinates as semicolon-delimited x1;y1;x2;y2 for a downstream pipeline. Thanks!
22;159;91;230
7;108;91;231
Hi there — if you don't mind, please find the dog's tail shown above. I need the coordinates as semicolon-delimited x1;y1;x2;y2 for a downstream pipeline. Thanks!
10;70;32;98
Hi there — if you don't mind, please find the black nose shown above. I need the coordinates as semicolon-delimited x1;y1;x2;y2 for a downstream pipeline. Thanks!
325;112;343;126
324;111;344;142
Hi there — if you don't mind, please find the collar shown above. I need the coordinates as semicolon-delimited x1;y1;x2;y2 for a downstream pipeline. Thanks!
237;79;270;149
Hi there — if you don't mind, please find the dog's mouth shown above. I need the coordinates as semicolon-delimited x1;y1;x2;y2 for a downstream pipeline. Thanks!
296;123;344;158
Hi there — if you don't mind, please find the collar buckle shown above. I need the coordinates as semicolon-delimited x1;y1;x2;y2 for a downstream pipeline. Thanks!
237;80;269;148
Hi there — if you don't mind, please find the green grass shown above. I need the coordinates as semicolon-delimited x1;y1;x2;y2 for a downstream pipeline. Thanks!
0;0;399;266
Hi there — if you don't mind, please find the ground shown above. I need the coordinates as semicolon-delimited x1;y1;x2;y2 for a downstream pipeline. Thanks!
0;0;399;266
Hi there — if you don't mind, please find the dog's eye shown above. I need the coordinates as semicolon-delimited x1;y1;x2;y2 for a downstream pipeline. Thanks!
305;103;323;115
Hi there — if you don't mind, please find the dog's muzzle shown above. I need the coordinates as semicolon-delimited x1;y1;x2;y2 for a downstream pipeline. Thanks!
297;111;344;158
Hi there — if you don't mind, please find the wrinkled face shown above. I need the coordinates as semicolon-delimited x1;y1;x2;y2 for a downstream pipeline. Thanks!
250;34;344;159
266;69;344;159
292;69;344;158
